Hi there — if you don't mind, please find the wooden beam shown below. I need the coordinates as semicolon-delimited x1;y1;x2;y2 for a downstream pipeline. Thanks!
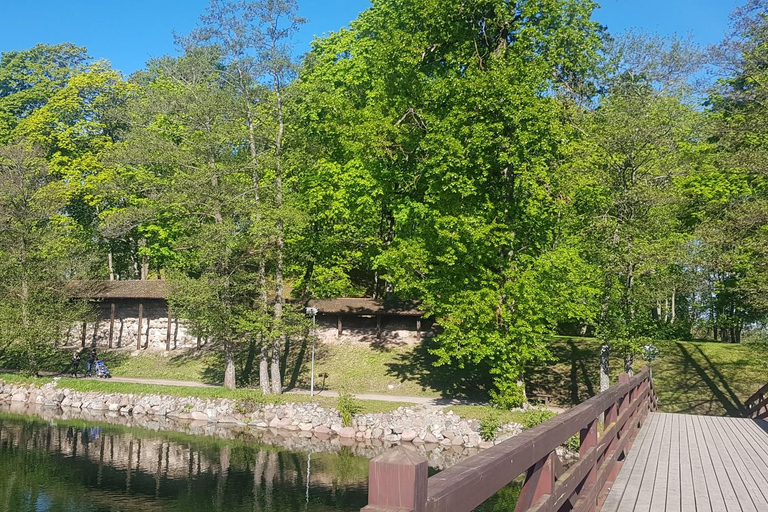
136;302;143;350
166;308;172;352
81;321;87;348
416;318;421;340
337;315;342;336
108;302;115;349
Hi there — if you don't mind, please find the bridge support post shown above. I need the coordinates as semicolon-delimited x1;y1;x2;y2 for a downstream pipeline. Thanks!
361;446;428;512
514;451;556;512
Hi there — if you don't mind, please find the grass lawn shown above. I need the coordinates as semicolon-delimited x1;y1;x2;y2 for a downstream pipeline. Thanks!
528;337;768;416
7;335;768;418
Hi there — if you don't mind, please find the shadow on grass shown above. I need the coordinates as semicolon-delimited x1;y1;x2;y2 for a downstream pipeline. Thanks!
383;337;493;400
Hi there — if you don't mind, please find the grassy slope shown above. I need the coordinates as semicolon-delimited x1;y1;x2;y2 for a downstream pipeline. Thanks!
8;336;768;418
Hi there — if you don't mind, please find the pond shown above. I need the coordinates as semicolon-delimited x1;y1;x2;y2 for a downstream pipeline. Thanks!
0;409;520;512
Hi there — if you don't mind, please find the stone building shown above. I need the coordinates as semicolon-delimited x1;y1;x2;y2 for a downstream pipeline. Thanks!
67;280;197;350
67;281;429;350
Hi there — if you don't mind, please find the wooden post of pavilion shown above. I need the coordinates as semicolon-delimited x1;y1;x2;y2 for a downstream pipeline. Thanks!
337;315;342;336
80;321;87;348
166;307;172;352
136;302;143;350
108;302;116;349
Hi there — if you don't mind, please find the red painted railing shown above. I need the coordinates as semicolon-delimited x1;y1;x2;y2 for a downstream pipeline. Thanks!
745;381;768;419
361;366;656;512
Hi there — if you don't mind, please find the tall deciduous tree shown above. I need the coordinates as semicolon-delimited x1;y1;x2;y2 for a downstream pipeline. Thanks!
300;0;603;407
0;142;89;374
184;0;306;394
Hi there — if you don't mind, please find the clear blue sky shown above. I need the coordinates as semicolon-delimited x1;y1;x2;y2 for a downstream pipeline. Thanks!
0;0;742;76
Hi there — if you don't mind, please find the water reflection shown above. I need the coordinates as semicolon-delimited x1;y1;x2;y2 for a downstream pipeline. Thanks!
0;412;370;512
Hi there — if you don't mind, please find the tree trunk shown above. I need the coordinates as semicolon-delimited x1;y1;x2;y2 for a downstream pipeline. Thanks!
223;342;236;390
108;250;114;281
139;239;149;280
624;353;634;376
260;345;271;394
670;289;676;324
600;343;610;392
270;72;286;396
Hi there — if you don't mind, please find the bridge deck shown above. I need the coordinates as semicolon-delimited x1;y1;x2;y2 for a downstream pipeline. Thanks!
603;412;768;512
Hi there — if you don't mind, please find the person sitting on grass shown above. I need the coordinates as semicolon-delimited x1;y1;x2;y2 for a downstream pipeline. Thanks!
86;349;97;377
70;351;81;378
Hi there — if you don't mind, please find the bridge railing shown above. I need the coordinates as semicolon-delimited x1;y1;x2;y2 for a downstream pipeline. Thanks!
745;382;768;419
361;366;656;512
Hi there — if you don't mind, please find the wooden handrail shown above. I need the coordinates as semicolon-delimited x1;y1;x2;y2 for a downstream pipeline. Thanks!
361;366;657;512
745;381;768;419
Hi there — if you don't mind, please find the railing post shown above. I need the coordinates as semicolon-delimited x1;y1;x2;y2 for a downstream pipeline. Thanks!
579;419;599;512
362;446;428;512
514;452;556;512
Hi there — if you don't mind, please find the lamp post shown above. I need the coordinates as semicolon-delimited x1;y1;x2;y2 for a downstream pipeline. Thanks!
306;307;318;398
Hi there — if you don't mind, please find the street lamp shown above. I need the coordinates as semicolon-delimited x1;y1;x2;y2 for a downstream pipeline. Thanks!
305;307;318;398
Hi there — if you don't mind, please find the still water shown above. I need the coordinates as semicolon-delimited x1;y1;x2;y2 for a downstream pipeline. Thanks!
0;412;519;512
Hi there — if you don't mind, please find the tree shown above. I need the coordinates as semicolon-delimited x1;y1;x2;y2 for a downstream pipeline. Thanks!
570;33;704;388
184;0;306;394
0;43;89;143
0;142;89;374
299;0;604;406
697;0;768;341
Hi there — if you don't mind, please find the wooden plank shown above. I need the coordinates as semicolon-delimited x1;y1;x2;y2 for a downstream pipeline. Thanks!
633;413;667;512
724;417;768;496
692;414;729;512
703;416;759;512
697;415;748;512
677;415;696;512
662;413;681;512
685;414;713;512
647;413;672;512
600;413;658;512
603;412;663;512
136;301;144;350
719;417;768;507
108;302;115;349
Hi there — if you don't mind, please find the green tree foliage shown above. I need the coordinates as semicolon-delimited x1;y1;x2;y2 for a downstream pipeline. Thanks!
0;43;89;143
299;0;604;406
0;143;90;374
697;1;768;342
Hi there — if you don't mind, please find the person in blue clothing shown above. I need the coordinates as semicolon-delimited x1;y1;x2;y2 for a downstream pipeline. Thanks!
86;349;97;377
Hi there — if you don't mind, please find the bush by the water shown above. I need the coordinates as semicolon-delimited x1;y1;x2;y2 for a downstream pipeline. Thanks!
337;390;362;426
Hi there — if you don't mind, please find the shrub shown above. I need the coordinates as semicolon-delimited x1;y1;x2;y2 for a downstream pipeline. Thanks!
479;411;503;441
521;408;580;452
489;379;526;409
337;389;362;426
520;408;557;429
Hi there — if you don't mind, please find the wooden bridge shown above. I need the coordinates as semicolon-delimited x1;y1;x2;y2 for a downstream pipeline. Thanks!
361;366;768;512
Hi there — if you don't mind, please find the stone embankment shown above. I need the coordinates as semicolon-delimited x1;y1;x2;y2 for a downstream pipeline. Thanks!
0;380;524;454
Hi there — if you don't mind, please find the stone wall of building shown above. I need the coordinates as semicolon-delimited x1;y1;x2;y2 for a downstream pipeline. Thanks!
67;299;198;350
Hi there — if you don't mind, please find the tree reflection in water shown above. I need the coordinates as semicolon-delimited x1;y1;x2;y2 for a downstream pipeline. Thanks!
0;413;369;512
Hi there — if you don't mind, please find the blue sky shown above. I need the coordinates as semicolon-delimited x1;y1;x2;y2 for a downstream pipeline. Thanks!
0;0;741;76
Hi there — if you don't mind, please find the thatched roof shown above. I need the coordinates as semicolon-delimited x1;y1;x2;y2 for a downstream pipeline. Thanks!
307;298;423;317
67;280;170;300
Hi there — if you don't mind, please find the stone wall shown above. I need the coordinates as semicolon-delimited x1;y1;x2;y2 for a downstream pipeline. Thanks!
0;380;528;461
68;299;198;350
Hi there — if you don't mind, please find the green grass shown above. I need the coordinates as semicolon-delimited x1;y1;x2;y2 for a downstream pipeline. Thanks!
445;405;527;424
102;352;210;382
299;344;443;397
528;336;768;416
0;373;53;386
